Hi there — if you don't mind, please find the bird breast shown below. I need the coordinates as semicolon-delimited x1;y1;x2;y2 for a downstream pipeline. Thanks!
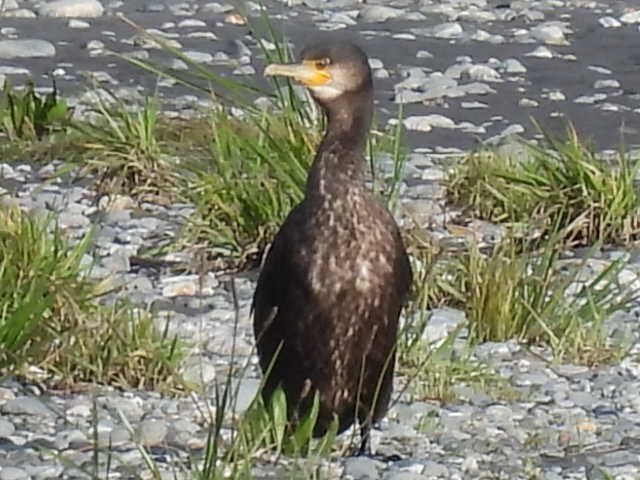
303;189;396;306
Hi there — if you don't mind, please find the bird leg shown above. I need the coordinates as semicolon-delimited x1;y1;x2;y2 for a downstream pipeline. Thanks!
357;423;371;456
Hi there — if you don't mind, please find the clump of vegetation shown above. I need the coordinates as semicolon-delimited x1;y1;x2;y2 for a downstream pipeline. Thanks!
182;106;318;265
403;222;635;368
461;233;633;365
0;80;71;141
447;126;640;245
0;205;183;389
72;94;180;196
238;389;339;458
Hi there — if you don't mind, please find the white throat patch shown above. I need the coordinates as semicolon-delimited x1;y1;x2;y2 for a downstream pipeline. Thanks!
310;84;343;101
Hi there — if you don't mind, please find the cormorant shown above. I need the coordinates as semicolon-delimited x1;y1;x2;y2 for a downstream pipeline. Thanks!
252;41;412;455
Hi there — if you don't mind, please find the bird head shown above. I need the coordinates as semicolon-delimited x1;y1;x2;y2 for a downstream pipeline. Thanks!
264;42;372;103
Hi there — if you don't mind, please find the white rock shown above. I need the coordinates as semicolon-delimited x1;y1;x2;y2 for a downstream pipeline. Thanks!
459;82;495;96
421;307;466;344
177;18;206;28
359;5;403;23
620;10;640;24
547;90;566;101
404;114;456;131
574;93;606;104
518;98;539;107
85;39;104;50
68;18;90;28
0;0;19;11
594;79;620;89
2;8;36;17
183;50;213;63
432;22;463;39
392;33;415;40
530;24;568;45
38;0;104;17
461;101;488;109
416;50;433;59
368;58;383;69
403;117;431;132
588;65;612;75
0;39;55;59
525;46;555;58
502;58;527;74
599;16;621;28
463;64;502;82
181;357;216;386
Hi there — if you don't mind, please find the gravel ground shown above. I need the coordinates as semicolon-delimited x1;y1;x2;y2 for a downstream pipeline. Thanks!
2;1;640;479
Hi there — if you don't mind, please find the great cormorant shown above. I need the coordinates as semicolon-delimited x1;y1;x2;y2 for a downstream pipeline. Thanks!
252;41;412;455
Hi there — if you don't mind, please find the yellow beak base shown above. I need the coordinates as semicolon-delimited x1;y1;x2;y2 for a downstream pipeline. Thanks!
264;62;331;87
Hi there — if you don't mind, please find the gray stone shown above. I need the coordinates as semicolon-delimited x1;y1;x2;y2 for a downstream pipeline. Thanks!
422;307;466;344
68;18;90;28
463;64;501;82
183;50;213;63
38;0;104;17
0;39;55;59
0;0;19;11
594;79;620;89
525;46;555;58
1;8;36;17
137;419;168;446
181;357;216;386
502;58;527;74
58;212;90;229
519;98;539;107
2;396;52;416
97;427;130;446
620;10;640;24
431;22;463;39
530;24;568;45
232;378;260;413
359;5;403;23
343;456;381;479
574;93;607;104
422;461;449;477
0;468;28;480
0;418;15;437
404;114;456;132
459;82;495;95
599;16;622;28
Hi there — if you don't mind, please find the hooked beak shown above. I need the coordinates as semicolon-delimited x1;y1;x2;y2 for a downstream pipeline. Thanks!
264;62;331;87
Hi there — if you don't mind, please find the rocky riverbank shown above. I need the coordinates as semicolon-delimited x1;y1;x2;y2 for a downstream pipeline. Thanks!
2;1;640;479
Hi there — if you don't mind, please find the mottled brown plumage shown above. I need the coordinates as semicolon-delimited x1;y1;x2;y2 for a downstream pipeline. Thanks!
252;42;412;455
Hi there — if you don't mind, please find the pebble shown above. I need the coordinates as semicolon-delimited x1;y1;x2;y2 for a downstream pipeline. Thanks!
359;6;403;23
0;468;28;480
620;10;640;24
599;16;622;28
404;115;457;131
37;0;104;17
0;39;56;59
137;419;168;446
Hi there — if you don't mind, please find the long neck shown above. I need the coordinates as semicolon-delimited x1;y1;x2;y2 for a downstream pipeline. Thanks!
306;88;373;196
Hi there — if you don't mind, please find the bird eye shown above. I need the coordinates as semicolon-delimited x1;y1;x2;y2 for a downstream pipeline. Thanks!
315;58;330;70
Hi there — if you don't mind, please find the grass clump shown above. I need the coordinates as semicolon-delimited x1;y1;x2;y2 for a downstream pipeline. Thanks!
401;218;635;374
0;205;183;389
447;125;640;245
460;234;634;365
0;80;71;141
72;93;180;196
182;106;318;265
239;388;338;458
